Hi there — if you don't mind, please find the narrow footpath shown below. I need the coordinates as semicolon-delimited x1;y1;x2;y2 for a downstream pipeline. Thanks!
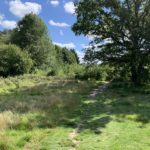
68;83;110;150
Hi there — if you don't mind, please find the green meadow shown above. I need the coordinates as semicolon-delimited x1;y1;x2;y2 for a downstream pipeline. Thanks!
0;76;150;150
0;0;150;149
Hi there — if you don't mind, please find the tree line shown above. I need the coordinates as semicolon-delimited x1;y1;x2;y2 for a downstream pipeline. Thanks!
0;13;79;77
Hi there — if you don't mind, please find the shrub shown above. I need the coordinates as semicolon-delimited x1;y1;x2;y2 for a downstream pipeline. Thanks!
47;63;59;76
32;69;47;76
47;69;57;76
75;64;113;81
75;67;88;80
47;64;83;77
0;44;33;77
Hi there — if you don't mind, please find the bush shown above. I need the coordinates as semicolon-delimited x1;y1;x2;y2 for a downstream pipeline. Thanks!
112;64;131;82
47;64;83;77
60;64;83;77
47;69;57;76
75;64;114;81
0;44;33;77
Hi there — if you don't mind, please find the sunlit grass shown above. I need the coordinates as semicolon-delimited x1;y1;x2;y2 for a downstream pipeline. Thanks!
0;76;150;149
0;75;97;149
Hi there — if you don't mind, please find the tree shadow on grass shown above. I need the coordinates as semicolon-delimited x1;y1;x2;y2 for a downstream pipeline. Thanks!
0;81;150;133
75;84;150;134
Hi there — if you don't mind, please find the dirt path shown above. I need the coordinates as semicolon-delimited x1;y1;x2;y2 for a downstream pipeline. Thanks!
68;123;82;150
89;82;110;99
68;83;110;150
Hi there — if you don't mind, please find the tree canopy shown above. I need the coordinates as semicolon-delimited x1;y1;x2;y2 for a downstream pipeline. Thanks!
11;13;55;68
0;13;80;77
72;0;150;84
0;30;12;44
55;45;80;64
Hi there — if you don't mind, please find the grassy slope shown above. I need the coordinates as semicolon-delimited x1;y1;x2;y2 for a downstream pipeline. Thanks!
0;76;150;150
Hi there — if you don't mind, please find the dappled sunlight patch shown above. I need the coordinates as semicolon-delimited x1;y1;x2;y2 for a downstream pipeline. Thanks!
102;98;114;105
113;114;139;123
77;119;150;150
82;99;97;104
125;114;138;121
81;116;112;134
66;89;75;94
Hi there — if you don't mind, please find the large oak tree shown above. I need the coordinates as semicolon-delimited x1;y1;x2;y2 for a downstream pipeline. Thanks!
72;0;150;84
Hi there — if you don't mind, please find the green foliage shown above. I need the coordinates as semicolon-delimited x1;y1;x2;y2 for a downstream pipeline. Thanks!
11;13;47;49
46;45;80;77
55;45;79;64
0;14;80;77
11;13;55;68
47;69;57;76
25;35;55;69
47;64;83;77
60;64;82;77
73;0;150;84
0;30;12;44
32;69;47;76
0;44;33;76
75;64;114;81
112;64;131;82
70;49;80;64
16;134;31;147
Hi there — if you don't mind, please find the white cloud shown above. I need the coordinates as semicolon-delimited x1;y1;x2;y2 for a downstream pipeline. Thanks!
60;30;64;36
76;50;84;63
0;14;4;20
0;14;16;29
64;2;75;14
9;0;42;18
86;35;95;41
53;42;76;49
0;20;16;29
81;44;88;49
81;44;93;49
50;0;59;7
49;20;70;27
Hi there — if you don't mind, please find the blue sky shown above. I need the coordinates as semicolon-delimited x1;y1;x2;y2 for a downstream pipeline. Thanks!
0;0;90;60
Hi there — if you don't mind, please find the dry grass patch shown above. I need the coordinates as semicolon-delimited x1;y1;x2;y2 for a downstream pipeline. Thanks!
0;111;20;130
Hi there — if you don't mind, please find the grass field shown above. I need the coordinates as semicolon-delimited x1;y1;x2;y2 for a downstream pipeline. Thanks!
0;75;150;150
